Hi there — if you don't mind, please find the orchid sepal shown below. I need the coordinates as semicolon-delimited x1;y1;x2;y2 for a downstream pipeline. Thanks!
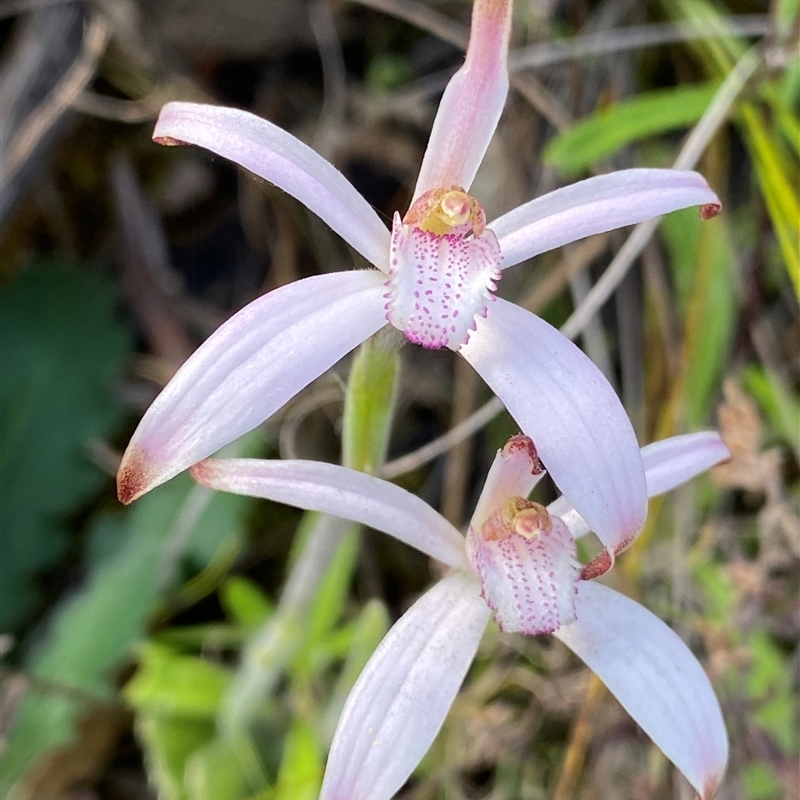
117;270;387;503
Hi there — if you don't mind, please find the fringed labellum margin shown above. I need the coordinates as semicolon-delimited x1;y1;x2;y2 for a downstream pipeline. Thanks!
467;496;580;635
385;188;501;350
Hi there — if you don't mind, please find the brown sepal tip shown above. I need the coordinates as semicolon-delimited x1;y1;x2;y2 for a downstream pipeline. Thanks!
700;770;725;800
580;550;614;581
116;448;153;505
700;202;722;220
153;135;187;147
503;433;545;475
188;460;213;486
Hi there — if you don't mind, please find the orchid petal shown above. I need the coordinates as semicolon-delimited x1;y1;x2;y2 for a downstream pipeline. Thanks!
466;515;579;635
191;458;467;569
471;434;545;531
320;572;490;800
547;496;590;539
459;298;646;552
386;213;501;349
117;271;387;503
154;102;391;270
490;169;721;270
555;582;728;799
642;431;730;497
412;0;512;199
549;431;730;541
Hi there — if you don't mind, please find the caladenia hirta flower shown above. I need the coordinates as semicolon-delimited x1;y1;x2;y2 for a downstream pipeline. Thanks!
117;0;721;561
191;430;732;800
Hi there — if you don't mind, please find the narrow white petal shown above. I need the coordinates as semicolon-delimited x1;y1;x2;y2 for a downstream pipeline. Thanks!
642;432;730;498
551;432;730;542
547;496;590;539
490;169;721;270
192;458;467;569
555;582;728;799
413;0;512;198
320;572;490;800
154;102;391;269
459;298;646;553
117;271;387;502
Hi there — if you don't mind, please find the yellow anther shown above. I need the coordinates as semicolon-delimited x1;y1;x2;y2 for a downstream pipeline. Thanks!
512;504;552;540
438;191;472;227
404;186;487;237
481;497;551;541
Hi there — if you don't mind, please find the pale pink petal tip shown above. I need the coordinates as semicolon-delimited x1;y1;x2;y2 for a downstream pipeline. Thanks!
152;102;391;269
189;459;214;486
490;168;723;270
555;582;729;799
412;0;512;197
642;431;731;498
120;271;387;498
116;446;156;505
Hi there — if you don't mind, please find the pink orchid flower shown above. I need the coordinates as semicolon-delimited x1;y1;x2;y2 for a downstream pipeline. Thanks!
192;430;731;800
117;0;720;562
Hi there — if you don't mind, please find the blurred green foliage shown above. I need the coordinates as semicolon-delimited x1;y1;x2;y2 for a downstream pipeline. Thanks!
544;82;720;175
1;464;255;796
661;208;737;429
0;263;132;630
1;2;797;798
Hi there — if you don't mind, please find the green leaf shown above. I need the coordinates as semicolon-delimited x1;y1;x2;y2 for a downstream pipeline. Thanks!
184;738;249;800
664;0;800;293
136;713;216;800
741;365;800;448
0;262;132;629
543;83;719;175
299;526;360;665
1;468;254;796
738;105;800;293
124;643;232;718
221;576;274;633
661;210;738;427
743;762;783;800
273;720;323;800
747;630;799;753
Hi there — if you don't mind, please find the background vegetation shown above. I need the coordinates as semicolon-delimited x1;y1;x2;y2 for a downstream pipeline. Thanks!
0;0;797;798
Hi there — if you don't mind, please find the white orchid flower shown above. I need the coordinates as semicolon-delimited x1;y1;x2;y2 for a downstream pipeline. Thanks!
192;430;731;800
117;0;720;564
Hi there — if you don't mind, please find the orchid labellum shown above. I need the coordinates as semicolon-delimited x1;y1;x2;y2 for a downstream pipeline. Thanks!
192;430;732;800
117;0;720;562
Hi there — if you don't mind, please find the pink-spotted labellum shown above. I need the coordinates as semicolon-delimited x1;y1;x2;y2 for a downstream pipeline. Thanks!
191;430;732;800
117;0;721;559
